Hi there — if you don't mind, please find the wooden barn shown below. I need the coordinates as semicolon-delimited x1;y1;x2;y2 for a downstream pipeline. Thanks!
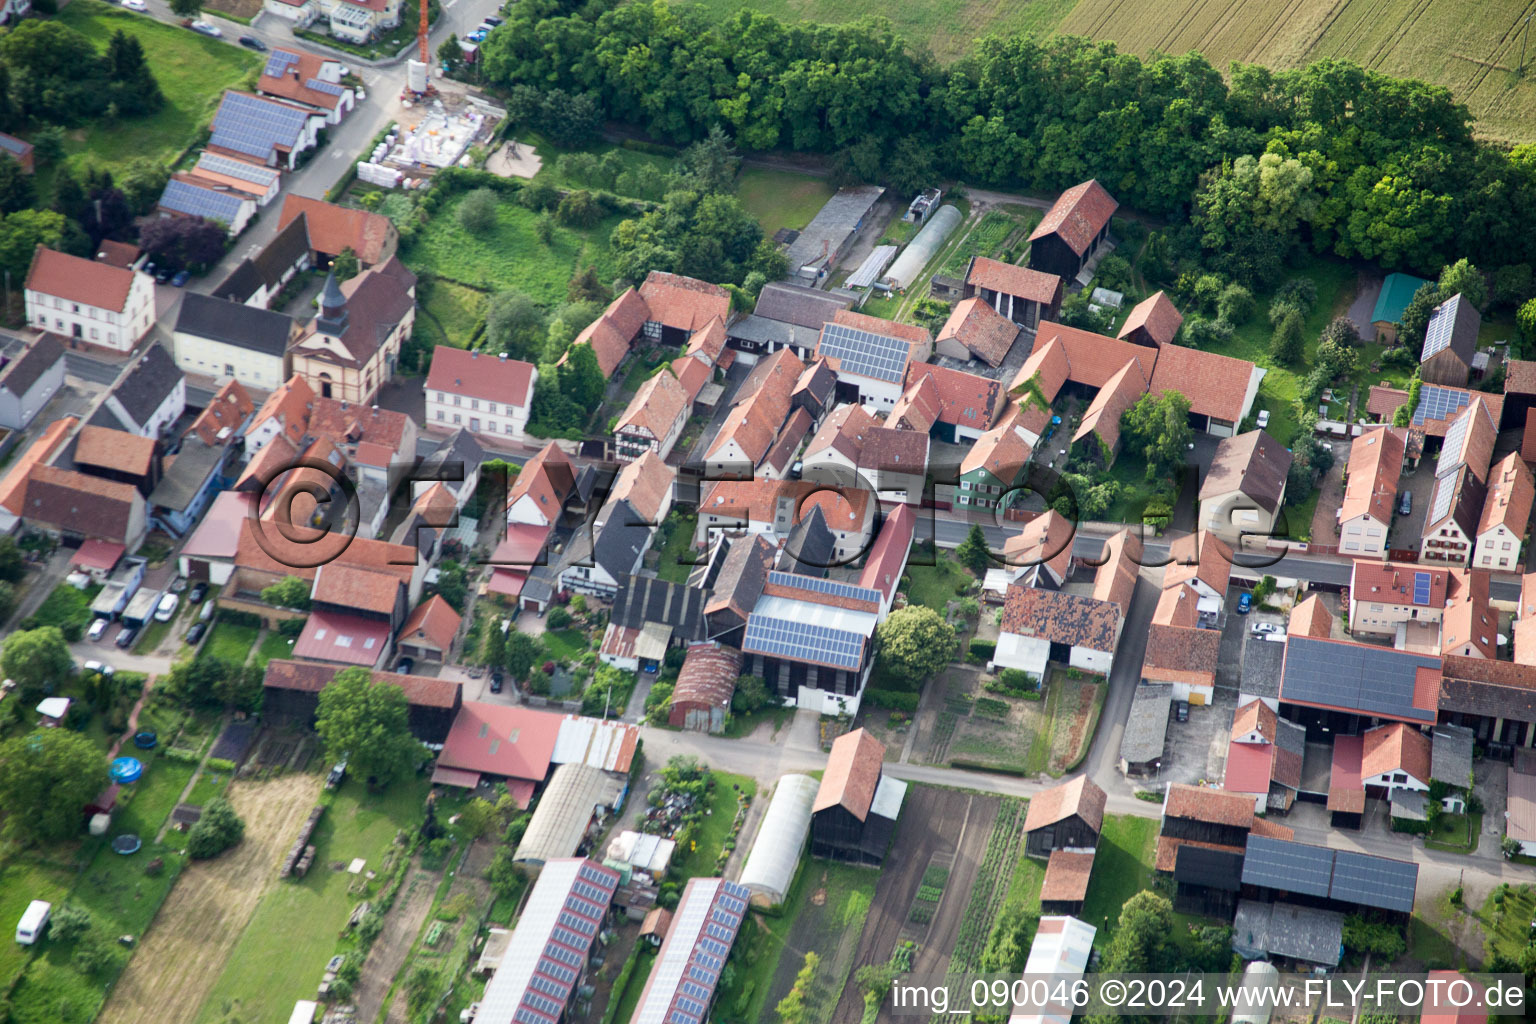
262;658;462;744
1023;775;1107;857
810;729;907;864
1027;180;1118;282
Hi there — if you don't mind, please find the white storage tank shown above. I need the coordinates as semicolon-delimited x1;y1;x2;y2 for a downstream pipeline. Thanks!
407;60;429;94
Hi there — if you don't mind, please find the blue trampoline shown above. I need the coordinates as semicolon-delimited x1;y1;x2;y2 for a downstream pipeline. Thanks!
111;834;141;855
132;731;157;750
109;757;143;784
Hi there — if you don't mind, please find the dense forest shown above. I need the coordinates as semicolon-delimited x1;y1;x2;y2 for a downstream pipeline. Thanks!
483;0;1536;285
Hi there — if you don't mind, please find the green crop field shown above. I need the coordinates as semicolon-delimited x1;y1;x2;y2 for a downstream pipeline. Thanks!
691;0;1536;143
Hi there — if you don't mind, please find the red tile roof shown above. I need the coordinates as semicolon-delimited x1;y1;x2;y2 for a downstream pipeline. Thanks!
189;379;255;446
1232;699;1278;742
639;271;731;334
312;562;402;615
259;49;349;110
1441;397;1497;482
572;288;649;378
1327;733;1365;813
1367;385;1410;421
1003;509;1074;584
1362;722;1432;783
814;728;886;821
887;373;941;434
75;426;156;477
999;584;1121;651
1009;336;1070;407
1524;412;1536;464
1143;624;1219;686
263;658;459;707
615;369;689;444
26;246;137;311
706;349;803;466
684;317;727;363
1073;357;1146;455
1479;451;1534;537
234;518;415;585
832;308;932;349
1153;583;1199;628
1023;775;1106;833
1163;531;1232;596
1092;528;1142;614
1442;569;1496;659
1289;594;1334;638
1117;291;1183;346
961;420;1032;481
1148;344;1257;426
1029;180;1118;257
21;464;140;543
1033;322;1155;390
858;504;914;600
669;354;711;403
1163;782;1256;827
0;417;75;515
965;256;1062;304
1509;360;1536;396
1223;740;1274;795
903;362;1004;432
399;594;461;651
937;296;1019;367
507;442;577;521
1349;562;1449;609
1340;427;1405;526
606;450;673;527
426;347;535;409
1040;849;1095;903
278;195;393;264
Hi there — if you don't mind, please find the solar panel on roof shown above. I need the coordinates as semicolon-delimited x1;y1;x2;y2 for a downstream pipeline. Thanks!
1412;384;1471;426
1242;835;1334;897
159;180;243;226
305;77;345;97
263;50;299;77
1280;636;1436;722
817;321;911;383
196;152;278;187
765;570;881;605
1428;471;1458;526
1412;571;1432;605
1421;298;1459;359
742;614;866;670
1329;850;1418;912
1440;411;1470;465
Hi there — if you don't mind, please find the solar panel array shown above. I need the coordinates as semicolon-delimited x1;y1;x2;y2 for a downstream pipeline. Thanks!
1412;571;1432;605
1440;409;1471;467
1330;850;1418;912
306;77;345;97
743;613;865;670
210;92;312;161
635;881;751;1024
765;570;881;606
159;179;244;226
1280;636;1436;721
1420;294;1463;359
263;50;300;77
1241;835;1333;897
1411;384;1471;426
817;321;911;383
1428;469;1458;527
196;152;278;187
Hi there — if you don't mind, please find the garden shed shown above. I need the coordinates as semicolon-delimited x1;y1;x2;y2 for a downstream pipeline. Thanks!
738;773;818;906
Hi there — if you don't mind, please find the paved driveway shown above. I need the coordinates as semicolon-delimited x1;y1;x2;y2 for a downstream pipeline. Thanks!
1347;272;1383;342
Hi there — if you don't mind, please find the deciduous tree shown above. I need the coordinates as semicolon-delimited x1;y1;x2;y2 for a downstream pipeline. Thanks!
1120;391;1193;482
315;669;426;789
0;625;73;701
0;728;108;842
875;606;957;689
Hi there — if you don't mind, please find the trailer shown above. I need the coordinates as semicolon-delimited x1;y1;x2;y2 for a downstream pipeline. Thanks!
15;900;50;945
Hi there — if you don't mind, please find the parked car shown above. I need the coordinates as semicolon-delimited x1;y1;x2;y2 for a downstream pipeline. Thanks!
1175;700;1190;723
1255;409;1270;429
190;21;222;37
185;621;207;645
483;15;503;25
115;626;137;649
188;582;209;604
121;0;147;10
490;670;504;694
83;660;113;677
467;29;488;42
171;270;190;287
326;758;348;789
154;593;179;622
394;656;414;675
154;265;173;284
87;617;109;642
1251;622;1282;636
1236;592;1253;614
199;600;216;622
1399;491;1412;516
238;35;267;51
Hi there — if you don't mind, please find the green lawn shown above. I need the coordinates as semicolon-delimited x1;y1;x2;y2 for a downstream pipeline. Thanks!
114;760;195;839
54;0;259;175
254;631;295;669
534;138;677;202
904;557;972;613
1424;812;1483;853
204;622;259;667
197;777;429;1023
8;836;184;1024
403;192;623;306
937;208;1038;279
608;945;657;1024
133;617;174;655
1079;814;1159;942
541;628;588;664
416;277;489;350
1479;883;1536;965
20;581;97;640
720;703;793;739
0;860;74;990
672;772;756;880
1409;914;1462;969
186;766;233;807
655;513;700;584
735;166;835;234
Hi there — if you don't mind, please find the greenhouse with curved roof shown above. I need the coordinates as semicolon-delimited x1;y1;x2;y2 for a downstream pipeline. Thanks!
882;204;963;290
737;773;819;906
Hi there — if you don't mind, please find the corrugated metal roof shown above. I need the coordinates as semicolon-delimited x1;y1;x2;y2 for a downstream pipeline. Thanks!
552;715;638;773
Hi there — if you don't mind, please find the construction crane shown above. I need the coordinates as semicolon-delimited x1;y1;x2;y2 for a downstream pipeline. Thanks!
419;0;430;64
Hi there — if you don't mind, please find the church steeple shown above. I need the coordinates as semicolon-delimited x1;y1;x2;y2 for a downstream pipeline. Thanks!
316;269;348;335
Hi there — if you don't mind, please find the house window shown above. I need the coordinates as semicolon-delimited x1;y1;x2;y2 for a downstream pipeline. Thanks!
1393;773;1406;784
453;395;461;406
436;410;445;421
453;414;461;424
225;364;235;376
471;399;479;411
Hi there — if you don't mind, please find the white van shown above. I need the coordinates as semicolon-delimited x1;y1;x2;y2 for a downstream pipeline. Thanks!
15;900;50;945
